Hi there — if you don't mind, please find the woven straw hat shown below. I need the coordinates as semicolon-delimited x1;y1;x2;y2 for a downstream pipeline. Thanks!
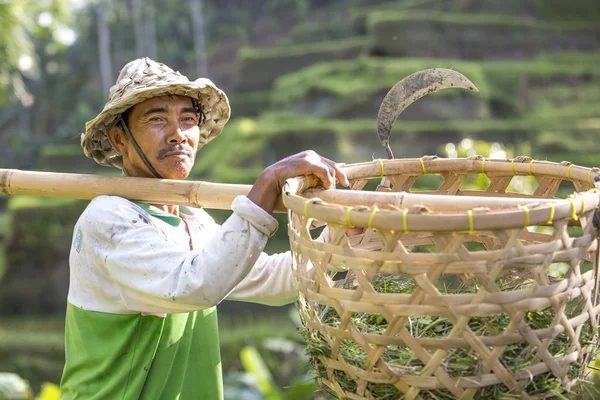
81;57;231;168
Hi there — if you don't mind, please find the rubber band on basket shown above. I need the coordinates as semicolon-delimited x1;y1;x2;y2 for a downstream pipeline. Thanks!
567;164;573;181
588;169;594;187
467;210;474;234
546;203;555;226
518;205;530;228
402;208;409;233
420;158;427;175
511;159;517;176
368;207;379;230
345;207;355;228
568;197;578;221
378;159;385;178
481;158;486;174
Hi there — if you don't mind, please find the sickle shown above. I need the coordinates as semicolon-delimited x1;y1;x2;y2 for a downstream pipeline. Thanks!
377;68;479;159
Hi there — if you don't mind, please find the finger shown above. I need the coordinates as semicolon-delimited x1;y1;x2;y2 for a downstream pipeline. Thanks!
312;161;335;189
322;162;336;189
299;151;336;189
321;157;350;187
332;162;350;187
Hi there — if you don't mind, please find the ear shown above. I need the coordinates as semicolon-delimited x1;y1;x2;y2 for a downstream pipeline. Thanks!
107;122;128;157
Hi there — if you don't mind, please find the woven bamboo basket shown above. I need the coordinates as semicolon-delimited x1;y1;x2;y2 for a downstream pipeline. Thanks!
284;156;600;400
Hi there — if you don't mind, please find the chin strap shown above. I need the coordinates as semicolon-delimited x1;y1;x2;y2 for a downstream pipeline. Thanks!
109;115;164;179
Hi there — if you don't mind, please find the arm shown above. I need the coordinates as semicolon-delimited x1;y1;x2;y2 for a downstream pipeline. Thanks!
70;195;278;314
217;151;349;305
226;228;331;306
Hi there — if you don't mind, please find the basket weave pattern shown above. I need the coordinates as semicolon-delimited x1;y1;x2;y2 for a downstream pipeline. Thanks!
286;157;600;399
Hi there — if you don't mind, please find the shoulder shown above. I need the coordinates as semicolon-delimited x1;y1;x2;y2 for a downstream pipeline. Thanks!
80;195;151;230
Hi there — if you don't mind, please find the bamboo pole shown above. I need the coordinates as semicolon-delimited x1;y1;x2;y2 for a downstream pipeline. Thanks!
0;168;566;214
1;156;598;217
0;169;271;210
301;188;564;210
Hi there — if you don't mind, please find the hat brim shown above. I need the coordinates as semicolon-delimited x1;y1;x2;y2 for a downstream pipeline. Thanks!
82;79;230;168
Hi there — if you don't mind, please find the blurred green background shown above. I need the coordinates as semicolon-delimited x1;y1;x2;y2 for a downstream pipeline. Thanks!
0;0;599;398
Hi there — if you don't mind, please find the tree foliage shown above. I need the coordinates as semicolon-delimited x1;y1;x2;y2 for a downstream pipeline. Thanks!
0;0;70;105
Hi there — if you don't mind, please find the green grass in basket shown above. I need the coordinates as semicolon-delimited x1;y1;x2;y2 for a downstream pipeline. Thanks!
300;274;597;399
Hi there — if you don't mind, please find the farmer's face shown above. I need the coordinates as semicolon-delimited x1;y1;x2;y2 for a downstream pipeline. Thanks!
120;95;200;180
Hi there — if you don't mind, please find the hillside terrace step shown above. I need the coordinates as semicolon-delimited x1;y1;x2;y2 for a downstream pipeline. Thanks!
366;11;600;60
234;37;367;92
268;54;600;120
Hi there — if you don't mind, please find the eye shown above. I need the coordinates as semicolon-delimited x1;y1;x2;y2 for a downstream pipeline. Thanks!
183;115;199;123
149;116;164;122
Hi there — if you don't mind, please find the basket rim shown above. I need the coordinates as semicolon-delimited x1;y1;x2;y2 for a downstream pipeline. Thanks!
282;157;600;232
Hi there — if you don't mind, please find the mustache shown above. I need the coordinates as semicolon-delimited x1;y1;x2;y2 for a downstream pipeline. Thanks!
157;144;195;160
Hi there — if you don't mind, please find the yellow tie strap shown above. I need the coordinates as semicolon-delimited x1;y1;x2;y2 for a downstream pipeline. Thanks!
304;198;317;221
567;164;573;181
528;160;534;176
419;158;427;175
517;205;530;228
345;207;355;228
368;207;379;230
481;158;486;174
546;203;555;226
467;210;474;234
511;159;517;176
588;169;594;187
402;208;409;233
568;197;578;221
378;159;385;178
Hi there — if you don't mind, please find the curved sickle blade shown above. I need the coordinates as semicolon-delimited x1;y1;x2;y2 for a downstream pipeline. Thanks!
377;68;479;159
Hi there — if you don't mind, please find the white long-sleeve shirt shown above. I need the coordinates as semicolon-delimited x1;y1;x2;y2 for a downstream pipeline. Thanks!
67;195;302;316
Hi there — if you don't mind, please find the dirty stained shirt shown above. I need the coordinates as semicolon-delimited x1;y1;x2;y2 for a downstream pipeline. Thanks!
59;195;305;399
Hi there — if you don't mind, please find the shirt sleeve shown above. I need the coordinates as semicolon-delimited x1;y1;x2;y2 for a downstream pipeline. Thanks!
77;195;278;314
226;227;330;306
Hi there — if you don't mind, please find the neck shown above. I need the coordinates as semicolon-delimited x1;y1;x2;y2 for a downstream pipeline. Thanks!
121;166;183;216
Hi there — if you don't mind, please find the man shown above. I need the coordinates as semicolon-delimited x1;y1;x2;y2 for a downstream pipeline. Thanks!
59;57;349;399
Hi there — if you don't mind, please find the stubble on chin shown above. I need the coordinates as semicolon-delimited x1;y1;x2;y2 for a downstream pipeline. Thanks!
161;155;195;180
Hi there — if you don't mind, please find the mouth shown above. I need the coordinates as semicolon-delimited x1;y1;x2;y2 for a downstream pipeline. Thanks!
164;151;192;159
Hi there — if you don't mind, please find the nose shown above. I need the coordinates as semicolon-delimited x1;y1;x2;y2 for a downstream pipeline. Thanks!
167;122;188;144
